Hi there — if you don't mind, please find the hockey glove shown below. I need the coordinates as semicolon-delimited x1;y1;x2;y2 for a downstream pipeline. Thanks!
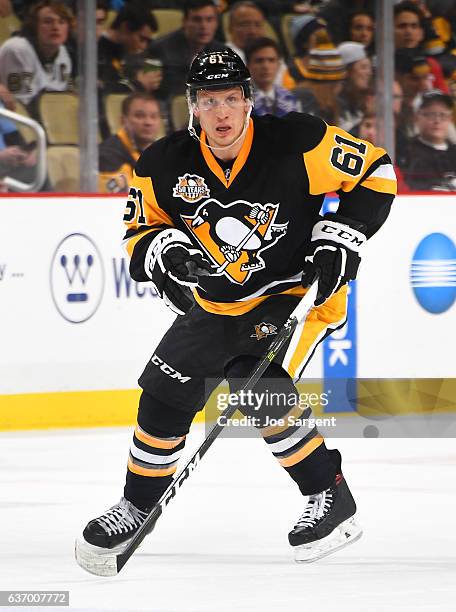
302;213;367;306
145;228;214;316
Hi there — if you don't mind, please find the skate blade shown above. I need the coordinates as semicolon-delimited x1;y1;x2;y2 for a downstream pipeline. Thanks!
74;537;126;576
294;517;363;563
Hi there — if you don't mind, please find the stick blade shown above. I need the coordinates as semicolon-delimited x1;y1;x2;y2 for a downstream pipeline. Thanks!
75;538;119;577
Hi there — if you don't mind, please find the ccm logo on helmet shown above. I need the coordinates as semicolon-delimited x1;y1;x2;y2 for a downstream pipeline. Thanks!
320;223;364;247
206;73;229;80
151;354;191;383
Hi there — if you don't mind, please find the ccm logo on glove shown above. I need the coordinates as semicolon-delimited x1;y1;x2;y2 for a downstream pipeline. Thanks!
302;214;367;306
317;223;365;248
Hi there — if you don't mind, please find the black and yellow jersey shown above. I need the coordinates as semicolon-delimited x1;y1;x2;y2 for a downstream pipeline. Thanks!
123;113;396;315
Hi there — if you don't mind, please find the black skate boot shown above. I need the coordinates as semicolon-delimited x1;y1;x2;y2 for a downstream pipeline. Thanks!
288;474;362;563
75;497;151;575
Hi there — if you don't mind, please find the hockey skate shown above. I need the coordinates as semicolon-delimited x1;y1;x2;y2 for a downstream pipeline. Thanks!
288;474;362;563
75;497;150;576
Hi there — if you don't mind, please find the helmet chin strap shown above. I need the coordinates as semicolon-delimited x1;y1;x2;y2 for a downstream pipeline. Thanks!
187;103;253;153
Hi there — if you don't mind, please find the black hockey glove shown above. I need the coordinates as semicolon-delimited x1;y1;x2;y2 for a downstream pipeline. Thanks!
145;228;214;316
301;213;367;306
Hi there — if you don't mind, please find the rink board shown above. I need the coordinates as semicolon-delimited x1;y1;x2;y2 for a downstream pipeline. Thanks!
0;194;455;429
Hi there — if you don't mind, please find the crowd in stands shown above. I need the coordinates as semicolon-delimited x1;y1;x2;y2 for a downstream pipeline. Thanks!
1;0;456;192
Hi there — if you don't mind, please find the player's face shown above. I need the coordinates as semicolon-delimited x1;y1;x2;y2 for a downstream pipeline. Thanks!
248;46;280;90
349;14;374;46
183;6;219;46
394;11;423;48
123;99;162;146
416;101;452;144
348;58;372;91
194;87;250;149
229;6;264;50
36;7;69;49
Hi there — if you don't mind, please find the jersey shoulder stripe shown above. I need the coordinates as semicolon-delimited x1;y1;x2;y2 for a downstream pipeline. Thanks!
303;124;397;195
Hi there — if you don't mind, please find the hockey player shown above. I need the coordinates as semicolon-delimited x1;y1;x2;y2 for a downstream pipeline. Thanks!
76;49;396;568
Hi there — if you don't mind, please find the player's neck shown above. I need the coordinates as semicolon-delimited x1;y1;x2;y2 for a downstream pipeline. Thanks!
206;133;245;161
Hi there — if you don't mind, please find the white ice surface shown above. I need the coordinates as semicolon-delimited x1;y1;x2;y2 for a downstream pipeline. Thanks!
1;426;455;612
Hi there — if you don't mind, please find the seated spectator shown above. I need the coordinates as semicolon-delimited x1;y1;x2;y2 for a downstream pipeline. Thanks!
395;48;433;140
0;0;12;17
289;14;328;58
98;5;158;93
394;1;448;92
316;0;376;45
98;92;162;193
337;41;373;132
403;90;456;191
148;0;226;98
246;37;299;117
291;31;346;124
347;10;374;54
0;0;74;108
226;1;266;63
95;0;109;41
119;54;163;96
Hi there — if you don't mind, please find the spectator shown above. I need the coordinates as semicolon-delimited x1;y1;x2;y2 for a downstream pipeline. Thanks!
226;1;265;62
289;14;328;58
394;1;425;49
99;92;163;192
0;0;73;108
395;48;433;140
0;0;12;16
98;5;158;93
246;37;300;117
347;10;374;53
148;0;226;98
291;31;346;124
119;54;163;96
95;0;109;41
403;89;456;190
394;1;448;92
317;0;376;45
363;79;410;167
337;41;372;131
353;110;376;142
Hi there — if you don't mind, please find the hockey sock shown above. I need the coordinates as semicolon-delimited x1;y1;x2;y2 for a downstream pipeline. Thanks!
124;391;195;510
226;356;340;496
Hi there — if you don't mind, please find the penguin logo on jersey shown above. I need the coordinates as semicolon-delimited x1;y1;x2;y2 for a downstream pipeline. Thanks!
181;198;288;285
173;173;210;203
251;322;278;340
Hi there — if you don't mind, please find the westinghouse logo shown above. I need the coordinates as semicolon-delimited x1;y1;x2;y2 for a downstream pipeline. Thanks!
411;233;456;314
50;233;105;323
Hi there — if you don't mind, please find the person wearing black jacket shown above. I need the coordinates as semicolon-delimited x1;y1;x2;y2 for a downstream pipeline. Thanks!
403;89;456;190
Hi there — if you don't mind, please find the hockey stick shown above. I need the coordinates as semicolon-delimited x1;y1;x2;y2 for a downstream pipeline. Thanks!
78;280;319;576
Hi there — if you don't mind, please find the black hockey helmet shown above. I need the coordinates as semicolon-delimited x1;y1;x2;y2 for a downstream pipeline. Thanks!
186;48;252;105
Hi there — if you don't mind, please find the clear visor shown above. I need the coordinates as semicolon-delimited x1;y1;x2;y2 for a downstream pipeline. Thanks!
189;86;248;112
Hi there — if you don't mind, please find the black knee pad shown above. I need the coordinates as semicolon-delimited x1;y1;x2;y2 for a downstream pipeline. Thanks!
138;390;195;437
225;356;299;422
